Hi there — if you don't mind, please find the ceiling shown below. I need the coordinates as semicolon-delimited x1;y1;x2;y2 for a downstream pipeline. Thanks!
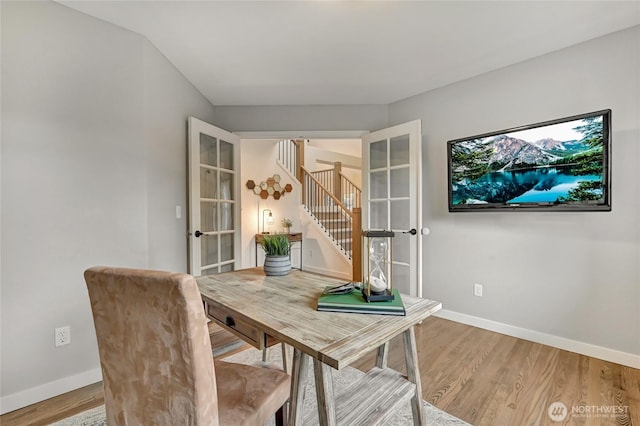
59;1;640;106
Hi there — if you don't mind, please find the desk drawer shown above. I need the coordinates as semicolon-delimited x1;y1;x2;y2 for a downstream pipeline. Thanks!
205;300;278;349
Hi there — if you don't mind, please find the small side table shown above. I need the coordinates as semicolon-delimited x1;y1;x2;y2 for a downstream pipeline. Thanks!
255;233;303;270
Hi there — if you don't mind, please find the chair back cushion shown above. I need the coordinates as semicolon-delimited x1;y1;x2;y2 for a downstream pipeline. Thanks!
84;266;219;425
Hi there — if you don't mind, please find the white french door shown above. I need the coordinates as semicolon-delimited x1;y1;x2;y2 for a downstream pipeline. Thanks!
362;120;423;297
188;117;241;276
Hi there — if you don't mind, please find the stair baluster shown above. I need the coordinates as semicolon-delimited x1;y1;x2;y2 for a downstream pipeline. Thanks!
301;166;357;259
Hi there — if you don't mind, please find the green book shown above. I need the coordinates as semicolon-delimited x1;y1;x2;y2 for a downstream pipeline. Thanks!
317;287;406;316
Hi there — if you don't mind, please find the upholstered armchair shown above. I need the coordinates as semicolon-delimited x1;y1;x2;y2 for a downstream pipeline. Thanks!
84;266;290;425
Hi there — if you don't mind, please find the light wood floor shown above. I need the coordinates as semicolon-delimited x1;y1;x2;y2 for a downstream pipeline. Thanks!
2;317;638;425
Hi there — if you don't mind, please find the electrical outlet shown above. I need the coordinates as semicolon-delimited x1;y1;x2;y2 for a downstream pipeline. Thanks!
55;326;71;347
474;283;483;297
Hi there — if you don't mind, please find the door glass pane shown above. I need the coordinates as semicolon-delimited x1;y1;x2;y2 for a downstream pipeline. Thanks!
200;134;217;167
390;134;410;167
201;266;218;276
369;140;387;169
370;200;388;229
220;172;234;200
220;263;234;273
220;202;233;231
201;235;219;267
220;140;233;170
201;201;217;232
220;233;234;262
392;263;410;294
200;168;217;199
370;170;387;199
390;200;410;230
390;168;409;198
393;233;410;264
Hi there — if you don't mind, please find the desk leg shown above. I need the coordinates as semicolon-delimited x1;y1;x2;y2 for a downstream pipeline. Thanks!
375;342;389;368
255;241;259;267
403;326;425;426
313;359;337;426
289;349;309;426
281;342;292;374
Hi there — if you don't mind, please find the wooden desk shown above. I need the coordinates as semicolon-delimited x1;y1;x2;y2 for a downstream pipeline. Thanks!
197;268;441;426
255;232;303;270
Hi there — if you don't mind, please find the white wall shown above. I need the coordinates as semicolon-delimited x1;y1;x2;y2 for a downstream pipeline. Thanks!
305;145;362;189
304;139;362;193
1;1;217;412
389;26;640;363
307;138;362;158
239;139;303;269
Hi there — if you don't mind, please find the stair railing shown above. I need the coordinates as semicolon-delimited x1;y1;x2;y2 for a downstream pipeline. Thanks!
311;162;362;213
310;168;334;195
339;172;361;212
276;139;305;182
301;166;354;257
289;155;363;279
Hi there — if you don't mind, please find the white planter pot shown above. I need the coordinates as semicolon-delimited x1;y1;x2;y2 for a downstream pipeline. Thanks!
264;254;291;276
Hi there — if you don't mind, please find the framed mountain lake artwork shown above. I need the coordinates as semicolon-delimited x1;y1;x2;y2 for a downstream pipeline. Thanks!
447;109;611;212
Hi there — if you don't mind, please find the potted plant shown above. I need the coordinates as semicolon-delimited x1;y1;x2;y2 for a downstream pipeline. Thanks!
281;218;293;234
261;234;291;276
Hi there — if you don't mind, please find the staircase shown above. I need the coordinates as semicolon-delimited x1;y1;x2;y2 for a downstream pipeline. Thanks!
310;209;354;255
301;167;359;259
276;139;362;262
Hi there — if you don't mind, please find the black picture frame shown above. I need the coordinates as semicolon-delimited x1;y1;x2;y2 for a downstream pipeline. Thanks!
447;109;612;212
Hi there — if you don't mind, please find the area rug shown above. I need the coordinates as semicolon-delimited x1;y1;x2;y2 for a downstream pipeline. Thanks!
51;347;469;425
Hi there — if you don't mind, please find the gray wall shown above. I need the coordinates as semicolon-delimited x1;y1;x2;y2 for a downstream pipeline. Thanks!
213;104;388;133
1;1;216;409
389;26;640;356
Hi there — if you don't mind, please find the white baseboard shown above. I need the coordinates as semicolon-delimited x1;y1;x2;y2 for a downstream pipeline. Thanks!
434;309;640;369
0;368;103;415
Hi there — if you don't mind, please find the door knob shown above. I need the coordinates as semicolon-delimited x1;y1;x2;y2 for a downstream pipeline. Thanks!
402;229;417;235
195;230;204;238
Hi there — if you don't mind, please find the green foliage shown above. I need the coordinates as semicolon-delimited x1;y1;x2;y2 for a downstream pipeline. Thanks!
550;117;604;176
550;149;603;175
281;218;293;229
451;140;493;182
260;234;291;256
553;117;605;176
557;181;603;202
573;116;603;148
